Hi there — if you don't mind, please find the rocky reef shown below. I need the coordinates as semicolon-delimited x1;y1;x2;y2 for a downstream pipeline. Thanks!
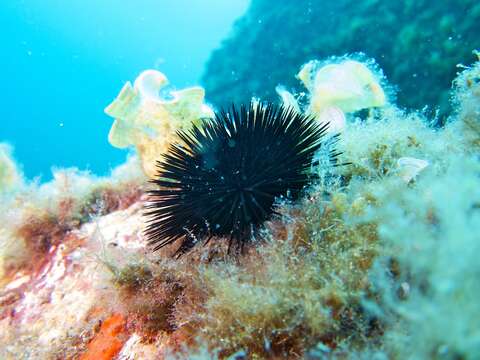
201;0;480;121
0;53;479;359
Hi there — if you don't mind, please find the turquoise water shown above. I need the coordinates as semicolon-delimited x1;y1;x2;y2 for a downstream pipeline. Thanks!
0;0;248;180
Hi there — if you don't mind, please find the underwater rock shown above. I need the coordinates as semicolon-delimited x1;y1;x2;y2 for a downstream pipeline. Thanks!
0;155;144;290
105;70;214;178
202;0;480;118
3;49;480;359
367;156;480;359
0;201;150;359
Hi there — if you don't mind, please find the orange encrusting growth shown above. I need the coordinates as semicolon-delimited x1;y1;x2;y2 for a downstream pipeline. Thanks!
80;313;127;360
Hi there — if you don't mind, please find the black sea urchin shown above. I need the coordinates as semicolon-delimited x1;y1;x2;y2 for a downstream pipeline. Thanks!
144;102;336;256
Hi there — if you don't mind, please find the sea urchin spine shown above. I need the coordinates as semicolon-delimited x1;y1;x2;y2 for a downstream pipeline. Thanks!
144;101;336;256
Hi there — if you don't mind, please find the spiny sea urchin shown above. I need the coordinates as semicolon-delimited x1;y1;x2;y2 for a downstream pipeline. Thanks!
144;101;338;256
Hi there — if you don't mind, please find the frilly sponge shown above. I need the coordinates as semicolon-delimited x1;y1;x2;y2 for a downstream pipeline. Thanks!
144;102;338;256
277;58;387;134
298;59;386;115
104;70;214;178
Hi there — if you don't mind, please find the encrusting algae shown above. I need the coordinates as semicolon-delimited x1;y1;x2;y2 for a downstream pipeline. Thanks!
1;53;480;359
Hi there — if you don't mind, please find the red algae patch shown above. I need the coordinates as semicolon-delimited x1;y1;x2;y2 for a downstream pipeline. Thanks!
80;313;128;360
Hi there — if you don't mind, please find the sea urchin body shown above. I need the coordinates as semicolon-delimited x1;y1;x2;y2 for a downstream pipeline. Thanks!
145;102;334;255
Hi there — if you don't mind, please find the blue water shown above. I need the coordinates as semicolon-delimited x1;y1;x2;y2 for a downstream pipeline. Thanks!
0;0;249;180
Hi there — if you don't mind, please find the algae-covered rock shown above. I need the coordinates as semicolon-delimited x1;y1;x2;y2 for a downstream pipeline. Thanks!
2;42;480;359
367;156;480;360
202;0;480;119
